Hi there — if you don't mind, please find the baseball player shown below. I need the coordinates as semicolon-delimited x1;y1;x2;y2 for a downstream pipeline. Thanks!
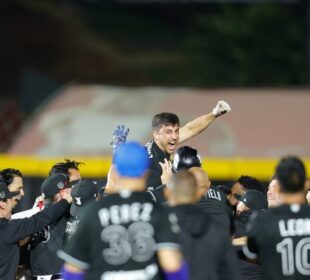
243;156;310;279
58;142;189;280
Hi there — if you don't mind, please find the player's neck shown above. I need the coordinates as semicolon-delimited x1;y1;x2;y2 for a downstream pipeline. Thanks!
280;192;306;205
154;139;168;155
115;178;146;192
0;210;11;220
154;139;163;150
169;198;197;207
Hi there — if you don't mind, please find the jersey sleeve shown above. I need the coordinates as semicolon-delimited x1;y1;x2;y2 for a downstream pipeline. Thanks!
4;199;69;244
147;185;166;204
243;211;261;259
57;205;93;270
154;206;180;250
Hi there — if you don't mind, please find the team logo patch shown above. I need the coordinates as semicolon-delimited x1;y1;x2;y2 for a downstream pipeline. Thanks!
57;181;65;189
0;191;5;199
75;197;82;206
42;226;51;243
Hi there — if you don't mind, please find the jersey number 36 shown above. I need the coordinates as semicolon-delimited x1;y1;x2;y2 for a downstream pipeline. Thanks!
101;222;156;265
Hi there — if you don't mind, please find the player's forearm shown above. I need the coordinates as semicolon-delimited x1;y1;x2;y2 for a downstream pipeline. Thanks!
62;263;85;280
179;112;216;143
232;236;247;246
158;249;189;280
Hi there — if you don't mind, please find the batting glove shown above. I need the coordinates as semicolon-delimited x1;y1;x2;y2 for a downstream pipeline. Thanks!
212;100;231;117
110;125;130;153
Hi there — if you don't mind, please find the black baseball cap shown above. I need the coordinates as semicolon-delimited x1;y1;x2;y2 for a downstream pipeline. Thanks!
41;173;71;199
70;179;98;218
173;146;202;172
238;190;268;210
0;182;20;201
91;179;106;197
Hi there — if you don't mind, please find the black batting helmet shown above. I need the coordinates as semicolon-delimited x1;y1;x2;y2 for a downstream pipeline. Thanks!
173;146;202;172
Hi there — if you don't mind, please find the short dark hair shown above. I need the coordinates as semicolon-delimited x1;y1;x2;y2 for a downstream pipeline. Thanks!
237;175;266;194
217;185;231;195
152;112;180;131
276;156;306;193
49;159;82;176
0;168;23;186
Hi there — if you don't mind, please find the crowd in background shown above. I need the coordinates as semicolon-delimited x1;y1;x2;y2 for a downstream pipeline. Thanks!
0;102;309;280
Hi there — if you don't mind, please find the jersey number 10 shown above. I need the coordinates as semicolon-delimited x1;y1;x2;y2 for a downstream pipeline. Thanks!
276;237;310;276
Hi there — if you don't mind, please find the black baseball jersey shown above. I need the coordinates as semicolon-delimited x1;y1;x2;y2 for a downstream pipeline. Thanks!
29;210;70;275
147;185;167;204
59;191;180;280
0;199;69;280
244;204;310;280
145;140;170;190
63;215;79;244
234;211;264;280
172;204;240;280
199;186;228;212
198;186;235;235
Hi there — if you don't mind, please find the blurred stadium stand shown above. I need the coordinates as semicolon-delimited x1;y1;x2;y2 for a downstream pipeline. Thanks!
0;100;22;152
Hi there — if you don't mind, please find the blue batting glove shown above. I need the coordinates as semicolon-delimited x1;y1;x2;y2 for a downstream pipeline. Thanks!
110;125;130;153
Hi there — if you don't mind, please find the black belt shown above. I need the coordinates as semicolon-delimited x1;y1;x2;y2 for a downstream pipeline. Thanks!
31;273;62;280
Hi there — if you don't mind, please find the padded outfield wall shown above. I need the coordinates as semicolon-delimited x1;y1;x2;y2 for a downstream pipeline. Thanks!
5;85;310;212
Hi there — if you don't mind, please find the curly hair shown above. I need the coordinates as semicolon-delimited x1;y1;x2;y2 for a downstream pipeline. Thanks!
237;175;266;194
49;159;83;176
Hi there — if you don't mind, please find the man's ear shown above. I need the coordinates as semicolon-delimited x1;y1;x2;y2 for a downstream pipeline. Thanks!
152;130;159;141
275;183;281;193
196;189;204;201
207;179;211;191
304;179;310;191
163;186;171;202
0;200;6;210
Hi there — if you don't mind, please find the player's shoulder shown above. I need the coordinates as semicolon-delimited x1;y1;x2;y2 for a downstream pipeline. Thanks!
268;204;310;217
151;202;176;221
246;209;269;228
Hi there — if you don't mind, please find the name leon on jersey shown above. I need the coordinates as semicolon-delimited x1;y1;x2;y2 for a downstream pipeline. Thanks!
279;218;310;237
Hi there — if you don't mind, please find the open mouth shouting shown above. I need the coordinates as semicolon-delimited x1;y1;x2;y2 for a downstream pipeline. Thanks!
167;141;177;153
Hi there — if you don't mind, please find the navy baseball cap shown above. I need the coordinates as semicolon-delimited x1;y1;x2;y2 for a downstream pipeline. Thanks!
0;182;20;201
238;190;268;210
41;173;71;199
114;141;150;178
70;179;98;217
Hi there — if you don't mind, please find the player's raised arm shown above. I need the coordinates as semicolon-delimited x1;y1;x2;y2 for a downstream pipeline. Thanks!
179;100;231;144
110;124;130;153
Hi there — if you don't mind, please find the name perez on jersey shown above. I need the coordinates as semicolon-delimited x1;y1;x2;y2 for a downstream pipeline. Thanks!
279;218;310;237
98;203;154;227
